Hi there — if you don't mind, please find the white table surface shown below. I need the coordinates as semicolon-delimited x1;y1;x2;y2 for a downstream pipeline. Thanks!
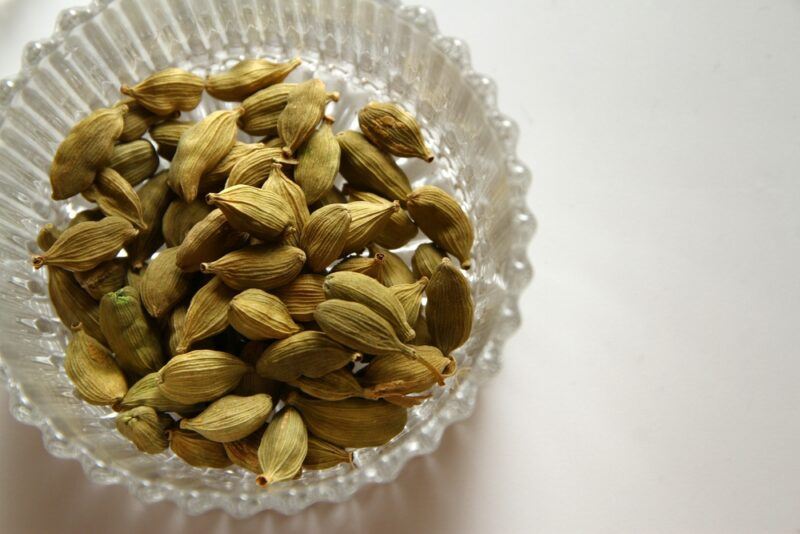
2;1;799;532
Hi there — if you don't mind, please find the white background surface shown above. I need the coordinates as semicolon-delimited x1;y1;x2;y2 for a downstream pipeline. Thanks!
2;1;800;532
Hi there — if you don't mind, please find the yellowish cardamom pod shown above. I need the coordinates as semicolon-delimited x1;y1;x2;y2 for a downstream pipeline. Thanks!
169;429;233;468
116;97;162;142
240;83;296;136
200;245;306;291
286;392;407;448
387;277;428;325
361;345;456;396
330;253;385;283
289;369;364;401
32;217;138;272
346;188;418;249
234;342;284;398
369;244;415;286
175;209;249;271
323;271;415;342
336;130;412;202
82;167;146;229
255;331;360;381
50;106;127;200
300;204;352;272
109;139;160;186
100;286;165;377
278;78;339;155
121;68;204;115
157;350;249;404
206;57;301;101
256;407;307;487
358;101;434;162
64;324;127;406
426;258;473;355
180;394;273;442
37;224;61;251
139;247;193;318
204;142;263;191
412;313;430;346
229;289;302;341
206;185;290;240
171;108;244;202
47;267;104;342
225;146;295;188
261;164;310;232
411;242;446;280
294;117;340;204
343;200;400;254
119;371;201;414
406;185;473;269
149;119;194;160
224;430;264;473
125;171;173;269
73;258;128;301
304;436;353;470
115;406;171;454
162;198;213;247
165;305;187;357
67;208;104;227
178;276;237;353
311;186;347;210
273;274;326;322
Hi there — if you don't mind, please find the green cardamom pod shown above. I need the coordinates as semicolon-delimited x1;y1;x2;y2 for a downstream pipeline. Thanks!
261;164;309;232
411;242;446;280
346;188;418;249
180;394;273;442
330;253;385;283
200;245;306;291
278;79;339;155
46;267;104;342
361;345;456;396
273;274;326;322
67;208;104;227
310;186;346;210
119;371;201;414
206;57;301;101
239;83;296;136
289;369;364;401
303;436;352;470
149;119;194;160
255;331;360;381
203;142;263;191
139;247;193;318
406;185;473;269
229;289;302;340
369;244;415;286
121;68;204;115
73;258;129;301
156;350;249;404
117;97;167;142
426;258;473;355
169;428;232;468
115;406;171;454
256;407;307;487
224;430;264;473
162;198;214;247
358;102;434;162
178;276;237;353
343;200;400;254
125;171;173;269
294;117;340;204
300;204;351;272
82;167;146;229
37;224;61;251
32;217;138;272
64;324;127;406
110;139;160;186
336;130;412;202
175;209;249;271
206;185;290;240
387;277;428;325
225;146;295;188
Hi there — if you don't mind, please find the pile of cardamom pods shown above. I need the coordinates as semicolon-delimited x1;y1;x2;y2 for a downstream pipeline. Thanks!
32;57;474;486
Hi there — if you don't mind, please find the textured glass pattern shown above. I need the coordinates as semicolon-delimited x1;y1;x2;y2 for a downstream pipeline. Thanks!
0;0;534;516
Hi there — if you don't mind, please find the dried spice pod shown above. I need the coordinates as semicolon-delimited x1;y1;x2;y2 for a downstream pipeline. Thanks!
162;198;213;247
225;146;294;188
64;325;127;406
336;130;412;202
261;165;309;232
126;171;173;268
117;98;163;142
294;117;340;204
200;245;305;291
286;393;407;448
67;208;104;228
50;106;126;200
411;313;430;346
37;224;61;251
388;277;428;325
411;242;446;280
361;345;456;396
115;406;171;454
323;272;415;342
300;204;351;272
32;217;138;272
343;200;399;254
175;209;249;271
426;258;473;355
82;167;145;229
204;142;263;190
165;305;187;357
235;342;283;397
369;244;415;286
180;394;273;442
273;274;326;322
330;254;385;283
406;185;473;269
109;139;160;186
169;429;232;468
346;188;417;249
239;83;296;136
224;431;263;473
289;369;364;401
100;286;165;377
157;350;249;404
255;331;360;381
206;185;290;240
47;267;104;342
171;109;243;202
206;57;301;101
178;276;237;353
256;407;307;487
358;102;434;162
303;436;352;470
278;79;339;155
73;258;129;300
311;186;346;210
139;248;193;318
121;68;204;115
119;372;201;414
229;289;302;340
150;119;193;160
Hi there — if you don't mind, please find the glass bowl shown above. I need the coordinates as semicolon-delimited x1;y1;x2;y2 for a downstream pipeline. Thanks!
0;0;534;516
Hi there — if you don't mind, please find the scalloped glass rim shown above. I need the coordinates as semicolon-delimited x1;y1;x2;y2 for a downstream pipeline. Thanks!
0;0;535;516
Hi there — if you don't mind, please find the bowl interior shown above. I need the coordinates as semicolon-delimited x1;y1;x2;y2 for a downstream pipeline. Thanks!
0;0;532;515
